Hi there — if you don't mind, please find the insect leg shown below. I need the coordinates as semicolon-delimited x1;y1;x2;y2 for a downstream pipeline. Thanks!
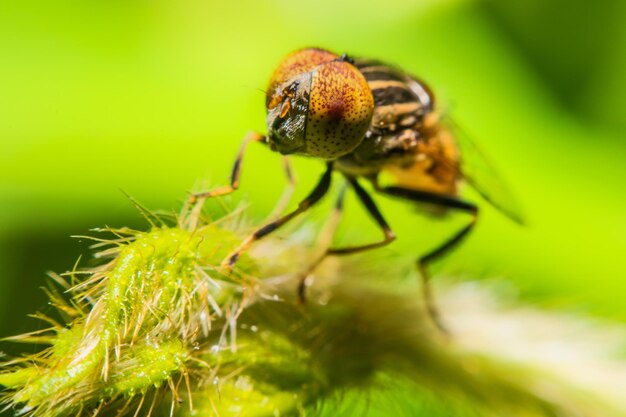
297;177;396;302
297;184;348;303
265;155;297;221
221;162;334;269
377;185;478;334
188;131;265;203
326;177;396;255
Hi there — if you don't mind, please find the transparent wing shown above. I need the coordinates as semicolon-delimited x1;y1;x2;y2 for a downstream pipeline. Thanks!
443;117;525;224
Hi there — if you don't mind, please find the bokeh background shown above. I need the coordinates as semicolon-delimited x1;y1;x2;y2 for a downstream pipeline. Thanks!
1;0;625;413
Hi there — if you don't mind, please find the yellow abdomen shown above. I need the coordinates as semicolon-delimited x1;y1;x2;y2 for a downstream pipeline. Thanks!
384;124;460;196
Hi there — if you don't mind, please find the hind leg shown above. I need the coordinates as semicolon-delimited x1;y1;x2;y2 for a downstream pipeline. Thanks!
298;176;396;302
297;184;348;303
376;185;478;334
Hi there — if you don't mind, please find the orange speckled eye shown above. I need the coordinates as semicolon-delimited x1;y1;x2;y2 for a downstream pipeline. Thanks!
266;48;337;108
303;61;374;159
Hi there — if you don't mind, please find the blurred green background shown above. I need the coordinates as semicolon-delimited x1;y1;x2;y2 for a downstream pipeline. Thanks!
1;0;625;395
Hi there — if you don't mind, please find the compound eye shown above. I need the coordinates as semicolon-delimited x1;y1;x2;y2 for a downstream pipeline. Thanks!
265;48;337;108
304;61;374;159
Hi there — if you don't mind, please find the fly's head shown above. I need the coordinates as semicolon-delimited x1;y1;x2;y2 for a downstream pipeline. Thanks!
266;48;374;160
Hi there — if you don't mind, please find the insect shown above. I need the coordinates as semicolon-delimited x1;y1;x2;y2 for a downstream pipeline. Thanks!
191;48;523;331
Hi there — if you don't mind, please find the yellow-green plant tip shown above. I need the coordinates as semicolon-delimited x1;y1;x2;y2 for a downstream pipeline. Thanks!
0;209;258;416
50;327;86;360
106;340;189;396
0;369;37;389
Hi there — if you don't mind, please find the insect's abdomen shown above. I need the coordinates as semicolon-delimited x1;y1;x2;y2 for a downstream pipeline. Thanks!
385;123;461;196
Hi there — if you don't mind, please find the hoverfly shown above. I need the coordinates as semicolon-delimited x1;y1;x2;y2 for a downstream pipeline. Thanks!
191;48;523;331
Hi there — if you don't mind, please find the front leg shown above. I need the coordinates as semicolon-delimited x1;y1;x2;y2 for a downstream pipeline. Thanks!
221;162;334;270
189;131;266;203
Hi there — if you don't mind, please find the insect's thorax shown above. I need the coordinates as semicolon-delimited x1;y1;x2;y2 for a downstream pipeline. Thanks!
335;59;460;196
